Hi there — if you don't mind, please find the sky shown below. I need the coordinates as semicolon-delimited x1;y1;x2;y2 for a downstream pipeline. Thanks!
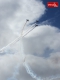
0;0;60;80
39;0;60;28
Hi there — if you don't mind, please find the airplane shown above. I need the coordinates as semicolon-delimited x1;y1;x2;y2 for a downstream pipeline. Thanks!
35;24;38;27
26;19;29;21
36;20;39;23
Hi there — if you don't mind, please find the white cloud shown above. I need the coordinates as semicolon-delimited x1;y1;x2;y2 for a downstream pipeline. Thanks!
23;25;60;56
0;0;45;35
0;0;60;80
21;25;60;79
0;25;60;80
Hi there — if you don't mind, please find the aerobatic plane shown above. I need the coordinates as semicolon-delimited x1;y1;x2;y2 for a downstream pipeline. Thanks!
0;19;39;53
26;19;29;21
36;20;39;23
35;24;38;27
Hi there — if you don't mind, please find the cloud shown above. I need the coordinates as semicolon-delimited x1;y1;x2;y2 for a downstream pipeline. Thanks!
0;0;46;35
0;0;60;80
23;25;60;56
22;25;60;79
0;25;60;80
0;0;46;79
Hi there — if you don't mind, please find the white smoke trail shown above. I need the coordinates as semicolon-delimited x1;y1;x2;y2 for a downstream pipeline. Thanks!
22;23;35;37
0;23;36;54
0;46;16;56
24;62;43;80
0;37;21;54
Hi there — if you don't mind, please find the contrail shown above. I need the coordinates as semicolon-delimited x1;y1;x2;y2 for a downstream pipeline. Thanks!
24;62;43;80
21;20;29;36
0;46;16;56
23;24;37;37
0;20;28;53
0;23;36;54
